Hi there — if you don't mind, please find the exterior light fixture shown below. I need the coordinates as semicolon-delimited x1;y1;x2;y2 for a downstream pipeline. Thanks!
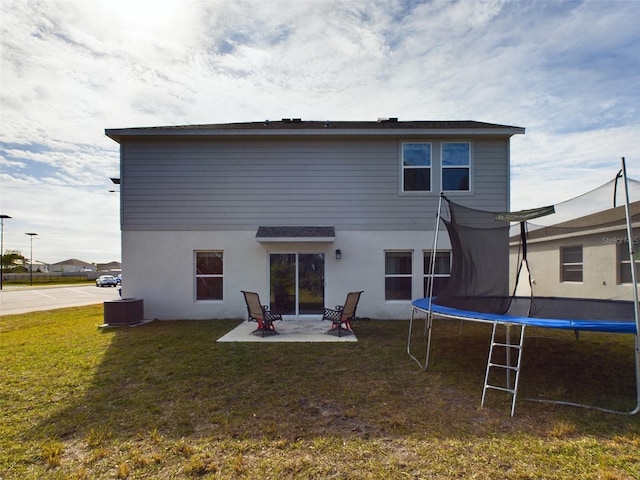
335;249;342;260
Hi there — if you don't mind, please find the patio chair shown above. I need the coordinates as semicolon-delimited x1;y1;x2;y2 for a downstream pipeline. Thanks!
241;291;282;337
322;291;363;336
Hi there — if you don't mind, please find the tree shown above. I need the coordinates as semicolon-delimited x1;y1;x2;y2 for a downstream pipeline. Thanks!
2;249;25;272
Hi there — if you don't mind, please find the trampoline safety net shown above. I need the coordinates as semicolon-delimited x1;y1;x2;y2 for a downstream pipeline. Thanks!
432;175;640;325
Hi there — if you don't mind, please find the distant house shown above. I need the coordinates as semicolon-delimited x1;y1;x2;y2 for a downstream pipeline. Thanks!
50;259;95;273
509;201;640;300
97;261;122;272
106;118;524;320
24;260;49;273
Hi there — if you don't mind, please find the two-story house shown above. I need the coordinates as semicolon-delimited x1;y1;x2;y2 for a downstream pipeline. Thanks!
105;119;524;320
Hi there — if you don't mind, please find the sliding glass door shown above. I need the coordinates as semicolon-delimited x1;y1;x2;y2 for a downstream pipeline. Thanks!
269;253;324;315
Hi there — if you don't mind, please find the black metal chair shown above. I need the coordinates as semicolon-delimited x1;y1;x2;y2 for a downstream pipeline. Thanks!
322;291;363;336
241;291;282;337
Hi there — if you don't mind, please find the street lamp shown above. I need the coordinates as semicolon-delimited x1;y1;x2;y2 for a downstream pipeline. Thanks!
0;214;11;290
25;233;38;286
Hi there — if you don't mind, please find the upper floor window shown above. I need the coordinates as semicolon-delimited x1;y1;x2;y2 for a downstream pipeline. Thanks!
560;245;583;282
442;142;470;191
385;251;413;300
195;251;223;300
618;242;640;284
423;251;451;297
402;143;431;192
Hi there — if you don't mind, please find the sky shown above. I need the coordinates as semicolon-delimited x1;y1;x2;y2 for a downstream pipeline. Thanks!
1;0;639;264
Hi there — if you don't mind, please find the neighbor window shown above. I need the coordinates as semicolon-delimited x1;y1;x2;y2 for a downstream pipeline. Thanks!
442;142;470;191
423;251;451;297
195;251;223;300
385;251;412;300
560;246;583;282
618;242;640;284
402;143;431;192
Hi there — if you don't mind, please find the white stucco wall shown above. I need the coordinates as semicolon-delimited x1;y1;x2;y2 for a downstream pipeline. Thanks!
509;228;638;301
121;229;451;321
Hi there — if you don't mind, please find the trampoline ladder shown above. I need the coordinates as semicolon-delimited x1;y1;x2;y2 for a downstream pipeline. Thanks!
482;322;526;417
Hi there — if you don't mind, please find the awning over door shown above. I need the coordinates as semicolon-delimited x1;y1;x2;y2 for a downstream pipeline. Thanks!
256;226;335;243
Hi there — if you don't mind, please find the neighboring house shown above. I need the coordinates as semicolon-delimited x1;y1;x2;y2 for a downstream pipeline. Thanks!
509;201;640;301
24;260;49;273
97;261;122;272
50;258;95;273
106;118;524;320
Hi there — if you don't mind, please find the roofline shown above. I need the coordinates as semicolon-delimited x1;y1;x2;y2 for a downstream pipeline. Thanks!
256;236;336;243
509;221;640;245
105;119;525;143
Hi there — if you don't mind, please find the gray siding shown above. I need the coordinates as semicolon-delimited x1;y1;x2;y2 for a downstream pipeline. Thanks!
120;136;509;231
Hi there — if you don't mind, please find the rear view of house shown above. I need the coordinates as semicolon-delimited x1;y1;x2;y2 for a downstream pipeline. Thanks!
105;119;524;320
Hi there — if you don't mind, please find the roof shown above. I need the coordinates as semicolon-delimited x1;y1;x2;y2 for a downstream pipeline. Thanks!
51;258;93;267
106;118;525;142
256;226;335;243
517;200;640;242
547;200;640;230
97;261;122;268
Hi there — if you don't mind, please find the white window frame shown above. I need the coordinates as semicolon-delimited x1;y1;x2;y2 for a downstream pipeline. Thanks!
385;250;413;301
441;142;471;192
617;241;640;284
423;250;452;297
560;245;583;283
195;250;224;301
401;142;432;193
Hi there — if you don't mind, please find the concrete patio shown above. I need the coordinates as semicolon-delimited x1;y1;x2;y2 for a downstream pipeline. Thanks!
217;318;358;343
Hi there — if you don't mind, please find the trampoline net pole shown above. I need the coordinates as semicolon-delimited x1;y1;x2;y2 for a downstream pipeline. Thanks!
407;194;445;370
621;157;640;415
425;194;445;370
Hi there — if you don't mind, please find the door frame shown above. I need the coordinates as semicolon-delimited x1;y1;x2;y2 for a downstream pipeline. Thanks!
268;251;325;317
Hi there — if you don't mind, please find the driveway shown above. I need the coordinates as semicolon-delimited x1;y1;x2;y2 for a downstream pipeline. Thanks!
0;285;121;316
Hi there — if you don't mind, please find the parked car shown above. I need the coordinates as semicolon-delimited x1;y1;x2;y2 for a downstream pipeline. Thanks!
115;274;122;284
96;275;118;287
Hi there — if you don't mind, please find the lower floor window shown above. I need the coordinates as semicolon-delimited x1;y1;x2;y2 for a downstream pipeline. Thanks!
618;242;640;284
385;251;412;300
423;251;451;297
560;245;583;282
196;251;223;300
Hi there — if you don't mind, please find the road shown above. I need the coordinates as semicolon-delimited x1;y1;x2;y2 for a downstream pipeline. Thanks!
0;285;122;316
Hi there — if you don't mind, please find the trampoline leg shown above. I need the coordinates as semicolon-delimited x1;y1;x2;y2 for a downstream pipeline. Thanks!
424;312;434;371
408;307;431;369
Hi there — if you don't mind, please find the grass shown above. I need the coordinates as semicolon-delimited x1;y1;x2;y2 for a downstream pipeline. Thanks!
1;306;639;479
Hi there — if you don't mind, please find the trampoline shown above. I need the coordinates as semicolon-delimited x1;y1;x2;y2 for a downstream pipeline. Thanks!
408;158;640;416
412;297;638;334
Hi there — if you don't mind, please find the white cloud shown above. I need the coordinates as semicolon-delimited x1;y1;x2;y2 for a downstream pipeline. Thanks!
510;124;640;209
1;175;120;263
1;0;639;262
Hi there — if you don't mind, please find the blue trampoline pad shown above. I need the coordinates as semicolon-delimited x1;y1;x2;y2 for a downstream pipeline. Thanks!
412;297;638;334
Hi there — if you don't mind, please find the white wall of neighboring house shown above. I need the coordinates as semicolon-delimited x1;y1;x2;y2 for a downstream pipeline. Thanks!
24;260;49;273
509;226;639;301
49;264;96;273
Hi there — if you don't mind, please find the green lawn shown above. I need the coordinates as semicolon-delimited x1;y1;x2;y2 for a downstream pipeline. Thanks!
1;305;639;479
